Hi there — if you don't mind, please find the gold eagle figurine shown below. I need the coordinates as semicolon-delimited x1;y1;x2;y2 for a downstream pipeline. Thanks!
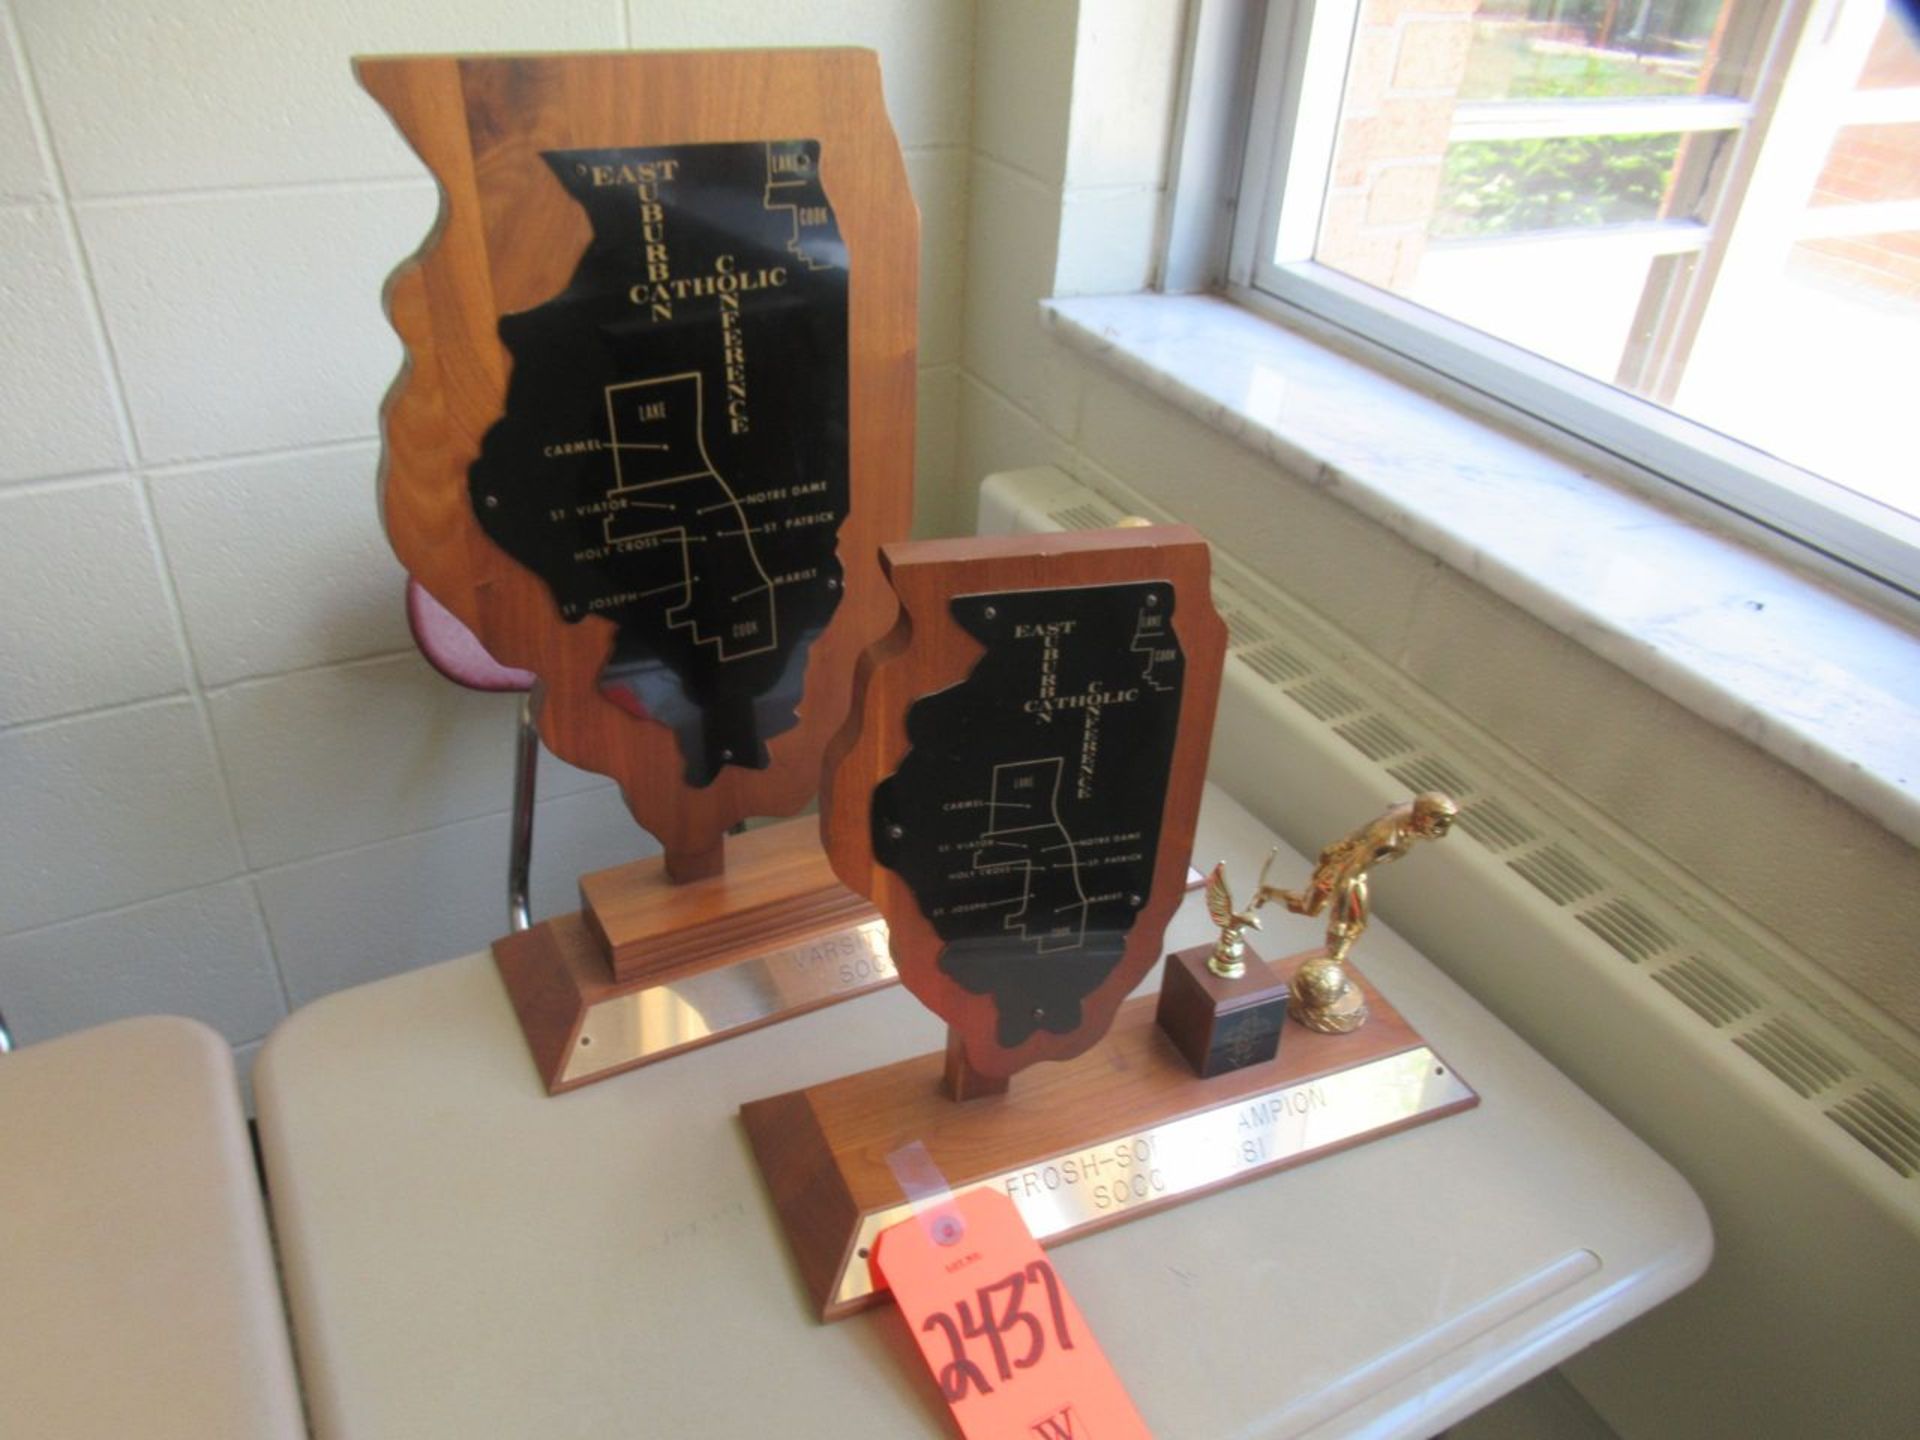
1203;849;1279;979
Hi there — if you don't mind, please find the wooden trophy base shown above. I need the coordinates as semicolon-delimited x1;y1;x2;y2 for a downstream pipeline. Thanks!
742;956;1477;1319
495;817;891;1093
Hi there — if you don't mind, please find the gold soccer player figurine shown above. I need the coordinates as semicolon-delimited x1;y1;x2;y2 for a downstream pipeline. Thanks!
1259;793;1458;1033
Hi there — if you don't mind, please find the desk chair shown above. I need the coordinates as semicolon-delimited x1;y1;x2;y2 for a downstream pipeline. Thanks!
405;580;541;931
0;1016;306;1437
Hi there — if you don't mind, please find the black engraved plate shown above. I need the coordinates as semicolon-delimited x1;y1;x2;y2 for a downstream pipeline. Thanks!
468;140;850;785
872;582;1186;1048
1210;1005;1285;1074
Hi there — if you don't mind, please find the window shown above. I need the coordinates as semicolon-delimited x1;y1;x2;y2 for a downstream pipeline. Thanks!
1218;0;1920;597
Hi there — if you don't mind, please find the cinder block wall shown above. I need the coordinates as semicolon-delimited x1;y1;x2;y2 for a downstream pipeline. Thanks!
0;0;975;1079
1318;0;1478;290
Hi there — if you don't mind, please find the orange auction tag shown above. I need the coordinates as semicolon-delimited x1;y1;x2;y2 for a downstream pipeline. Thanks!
872;1187;1153;1439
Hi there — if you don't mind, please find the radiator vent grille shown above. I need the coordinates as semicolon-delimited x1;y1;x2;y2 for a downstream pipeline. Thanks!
1224;609;1273;649
1653;956;1762;1027
1455;797;1538;851
1335;714;1415;763
1050;502;1118;531
1020;473;1919;1186
1575;897;1676;964
1290;677;1365;722
1386;755;1474;801
1239;643;1312;685
1509;845;1605;906
1736;1017;1855;1097
1828;1088;1920;1178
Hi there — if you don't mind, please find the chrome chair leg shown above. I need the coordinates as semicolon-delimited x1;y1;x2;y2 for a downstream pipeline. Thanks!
508;687;540;933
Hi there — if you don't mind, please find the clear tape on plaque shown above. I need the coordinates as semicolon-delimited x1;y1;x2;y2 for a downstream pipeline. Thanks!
886;1139;967;1251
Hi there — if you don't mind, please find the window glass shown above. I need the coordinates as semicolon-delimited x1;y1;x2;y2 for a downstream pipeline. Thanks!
1432;133;1692;237
1456;0;1746;102
1300;0;1920;528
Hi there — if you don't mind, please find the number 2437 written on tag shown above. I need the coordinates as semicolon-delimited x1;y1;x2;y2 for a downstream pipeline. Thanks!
872;1189;1151;1439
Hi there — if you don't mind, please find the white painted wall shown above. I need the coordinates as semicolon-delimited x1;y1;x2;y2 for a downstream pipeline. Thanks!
0;0;975;1077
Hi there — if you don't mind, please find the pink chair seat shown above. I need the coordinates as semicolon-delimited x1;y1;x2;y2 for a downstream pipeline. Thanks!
405;581;535;692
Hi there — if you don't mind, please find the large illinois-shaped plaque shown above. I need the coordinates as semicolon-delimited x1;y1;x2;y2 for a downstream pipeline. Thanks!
824;529;1227;1078
361;51;915;873
470;140;850;784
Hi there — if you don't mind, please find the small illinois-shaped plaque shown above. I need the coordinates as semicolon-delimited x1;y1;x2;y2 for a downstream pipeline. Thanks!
824;529;1227;1078
872;581;1184;1049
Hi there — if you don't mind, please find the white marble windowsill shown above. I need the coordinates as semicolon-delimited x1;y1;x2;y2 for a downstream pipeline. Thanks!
1043;292;1920;849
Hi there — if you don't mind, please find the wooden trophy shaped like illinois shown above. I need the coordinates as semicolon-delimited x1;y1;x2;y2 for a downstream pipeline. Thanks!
358;51;916;1091
825;529;1227;1097
743;527;1226;1318
743;529;1481;1321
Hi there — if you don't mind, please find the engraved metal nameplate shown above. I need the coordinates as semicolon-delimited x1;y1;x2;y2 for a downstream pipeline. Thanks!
561;920;895;1084
830;1045;1471;1308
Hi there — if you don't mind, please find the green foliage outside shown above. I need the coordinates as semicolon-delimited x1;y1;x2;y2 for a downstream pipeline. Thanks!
1436;28;1697;238
1435;133;1682;237
1461;41;1701;103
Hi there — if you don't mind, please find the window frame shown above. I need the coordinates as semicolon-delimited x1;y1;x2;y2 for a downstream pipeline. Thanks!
1179;0;1920;603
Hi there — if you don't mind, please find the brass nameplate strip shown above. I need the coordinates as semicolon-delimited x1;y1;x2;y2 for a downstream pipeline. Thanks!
832;1046;1471;1307
562;920;896;1084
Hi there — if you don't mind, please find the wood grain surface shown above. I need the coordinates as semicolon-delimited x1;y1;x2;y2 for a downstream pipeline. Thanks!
580;816;872;981
358;51;916;878
742;957;1476;1319
819;528;1228;1080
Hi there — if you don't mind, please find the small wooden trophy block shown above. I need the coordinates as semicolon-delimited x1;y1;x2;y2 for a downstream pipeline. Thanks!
1155;942;1290;1078
579;821;873;983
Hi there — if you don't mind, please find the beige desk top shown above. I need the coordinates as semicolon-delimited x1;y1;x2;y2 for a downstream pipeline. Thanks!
1;1016;306;1440
256;786;1709;1439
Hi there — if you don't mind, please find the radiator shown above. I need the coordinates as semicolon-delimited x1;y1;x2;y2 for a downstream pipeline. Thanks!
979;465;1920;1439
